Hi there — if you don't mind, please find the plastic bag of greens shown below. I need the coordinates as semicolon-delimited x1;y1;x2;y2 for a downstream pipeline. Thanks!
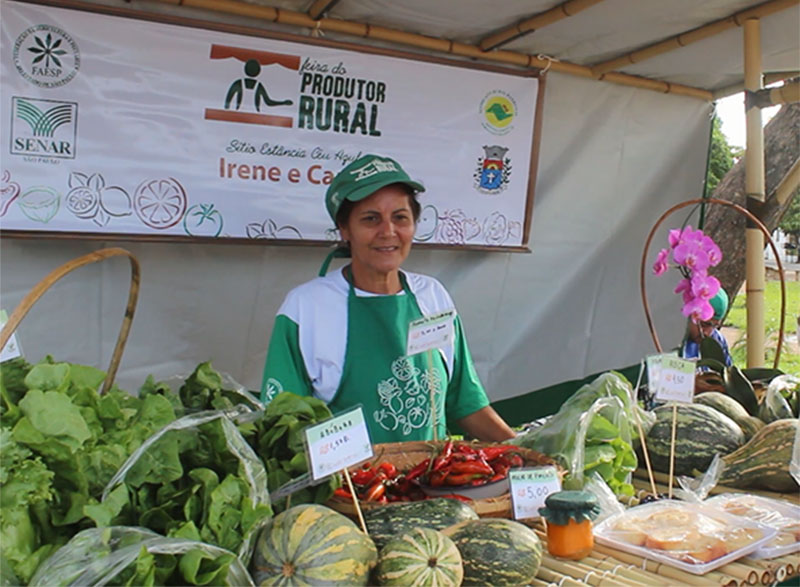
98;408;271;565
758;374;799;422
513;372;654;495
28;526;254;586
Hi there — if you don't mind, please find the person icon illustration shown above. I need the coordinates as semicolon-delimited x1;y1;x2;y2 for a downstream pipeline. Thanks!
224;59;293;111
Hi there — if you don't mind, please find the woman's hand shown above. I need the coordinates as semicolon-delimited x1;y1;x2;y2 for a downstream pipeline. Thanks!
455;406;516;442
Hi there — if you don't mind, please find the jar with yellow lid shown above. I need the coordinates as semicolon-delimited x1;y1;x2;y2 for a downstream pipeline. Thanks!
538;490;600;560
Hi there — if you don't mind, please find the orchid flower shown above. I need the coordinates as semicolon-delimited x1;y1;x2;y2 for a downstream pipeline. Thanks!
691;272;721;300
652;248;670;276
673;241;711;273
673;278;694;303
681;297;715;322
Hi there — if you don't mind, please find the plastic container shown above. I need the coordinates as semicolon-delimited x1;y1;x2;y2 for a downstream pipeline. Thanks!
539;490;600;560
594;500;777;575
705;494;800;559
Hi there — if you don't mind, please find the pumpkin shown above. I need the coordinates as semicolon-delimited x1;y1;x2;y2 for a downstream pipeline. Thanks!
251;503;377;586
375;527;463;586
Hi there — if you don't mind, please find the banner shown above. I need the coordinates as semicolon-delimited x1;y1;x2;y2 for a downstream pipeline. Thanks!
0;1;541;247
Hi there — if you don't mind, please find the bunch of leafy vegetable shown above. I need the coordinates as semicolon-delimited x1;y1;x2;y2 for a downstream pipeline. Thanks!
97;413;273;561
511;371;653;496
248;391;342;512
0;356;179;584
28;526;252;587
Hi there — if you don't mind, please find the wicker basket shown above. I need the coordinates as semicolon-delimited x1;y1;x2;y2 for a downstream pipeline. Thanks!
0;247;140;394
326;440;561;518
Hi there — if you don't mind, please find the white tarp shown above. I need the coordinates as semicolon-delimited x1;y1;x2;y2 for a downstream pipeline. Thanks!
1;69;711;401
1;0;538;248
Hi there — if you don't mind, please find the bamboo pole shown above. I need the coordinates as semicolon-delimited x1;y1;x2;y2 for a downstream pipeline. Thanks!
139;0;714;100
775;157;800;206
744;18;767;369
479;0;605;51
307;0;339;20
748;80;800;107
536;566;589;586
713;70;800;99
590;544;719;586
590;0;797;76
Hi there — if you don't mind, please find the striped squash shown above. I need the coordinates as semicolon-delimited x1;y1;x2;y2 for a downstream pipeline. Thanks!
442;518;542;586
694;392;765;440
251;504;377;586
375;527;463;587
645;403;744;476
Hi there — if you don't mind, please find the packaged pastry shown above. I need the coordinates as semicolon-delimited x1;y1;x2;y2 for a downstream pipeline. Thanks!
705;494;800;559
594;500;776;574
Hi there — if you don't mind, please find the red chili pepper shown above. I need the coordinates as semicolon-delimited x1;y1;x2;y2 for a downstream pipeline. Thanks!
489;473;506;483
364;480;386;502
480;445;519;461
431;441;454;472
351;467;377;486
447;460;494;476
378;462;398;479
434;493;474;503
333;487;352;498
405;458;431;483
508;454;524;468
445;472;486;486
453;443;477;455
429;470;449;487
492;462;510;477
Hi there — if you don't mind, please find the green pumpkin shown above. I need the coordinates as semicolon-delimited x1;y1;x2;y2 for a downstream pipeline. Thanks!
443;518;542;587
375;527;463;586
251;504;377;586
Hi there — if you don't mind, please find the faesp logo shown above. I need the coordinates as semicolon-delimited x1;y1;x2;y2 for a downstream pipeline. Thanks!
13;24;80;88
473;145;511;194
10;97;78;159
479;90;517;135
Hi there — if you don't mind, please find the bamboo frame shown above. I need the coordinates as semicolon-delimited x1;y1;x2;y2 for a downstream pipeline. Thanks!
639;198;787;369
744;18;767;368
713;71;800;100
0;248;140;395
478;0;605;51
307;0;340;21
775;157;800;206
126;0;712;99
590;0;797;77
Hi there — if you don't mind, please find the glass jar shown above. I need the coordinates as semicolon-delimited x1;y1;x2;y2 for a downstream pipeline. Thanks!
538;490;600;560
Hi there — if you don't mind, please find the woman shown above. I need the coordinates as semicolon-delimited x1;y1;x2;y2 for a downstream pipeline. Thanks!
260;154;514;443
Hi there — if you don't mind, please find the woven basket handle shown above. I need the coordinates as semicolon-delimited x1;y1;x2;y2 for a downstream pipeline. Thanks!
0;247;141;394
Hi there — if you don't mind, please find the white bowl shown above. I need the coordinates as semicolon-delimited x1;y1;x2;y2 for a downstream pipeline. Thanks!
418;476;510;500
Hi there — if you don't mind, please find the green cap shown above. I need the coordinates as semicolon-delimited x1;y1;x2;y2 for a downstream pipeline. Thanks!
538;490;601;525
324;154;425;223
710;287;729;321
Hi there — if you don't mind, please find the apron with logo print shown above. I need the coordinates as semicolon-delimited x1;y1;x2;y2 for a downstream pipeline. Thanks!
328;269;448;443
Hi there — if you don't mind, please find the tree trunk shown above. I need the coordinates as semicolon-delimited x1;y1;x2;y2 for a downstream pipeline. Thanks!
704;102;800;299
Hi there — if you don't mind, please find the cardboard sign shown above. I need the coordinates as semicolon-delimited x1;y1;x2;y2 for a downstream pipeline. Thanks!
304;406;373;481
406;309;455;356
653;356;695;403
508;466;561;520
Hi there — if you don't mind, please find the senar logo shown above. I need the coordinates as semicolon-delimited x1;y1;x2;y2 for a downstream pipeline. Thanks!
479;91;517;135
10;97;78;159
13;24;80;88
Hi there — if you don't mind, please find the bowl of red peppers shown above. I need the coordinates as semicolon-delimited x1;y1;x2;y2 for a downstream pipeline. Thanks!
414;440;524;499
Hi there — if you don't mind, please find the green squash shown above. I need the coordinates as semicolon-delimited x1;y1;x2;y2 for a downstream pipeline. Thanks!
375;527;463;586
251;504;377;586
442;518;542;586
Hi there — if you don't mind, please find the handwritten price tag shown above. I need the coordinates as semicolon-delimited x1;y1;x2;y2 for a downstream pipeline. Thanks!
508;466;561;520
406;309;455;356
304;406;373;481
653;356;695;403
0;310;22;363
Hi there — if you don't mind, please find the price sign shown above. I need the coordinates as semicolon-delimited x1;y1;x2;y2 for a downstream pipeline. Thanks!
653;356;695;403
0;310;22;363
508;466;561;520
406;309;455;356
645;352;677;397
304;406;373;481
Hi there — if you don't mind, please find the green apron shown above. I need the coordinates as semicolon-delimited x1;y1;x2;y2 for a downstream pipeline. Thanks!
328;267;449;443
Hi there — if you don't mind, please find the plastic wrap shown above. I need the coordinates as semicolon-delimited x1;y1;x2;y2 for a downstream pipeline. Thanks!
101;407;270;563
513;372;654;494
28;526;254;586
594;500;776;575
705;494;800;559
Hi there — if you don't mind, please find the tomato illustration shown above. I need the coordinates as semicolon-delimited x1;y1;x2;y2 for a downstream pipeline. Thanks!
133;178;187;229
183;203;224;237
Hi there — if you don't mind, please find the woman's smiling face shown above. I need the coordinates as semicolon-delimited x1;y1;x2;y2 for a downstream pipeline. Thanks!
339;184;416;285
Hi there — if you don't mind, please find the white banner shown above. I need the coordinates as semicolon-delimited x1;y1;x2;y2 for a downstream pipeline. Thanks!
0;1;540;247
